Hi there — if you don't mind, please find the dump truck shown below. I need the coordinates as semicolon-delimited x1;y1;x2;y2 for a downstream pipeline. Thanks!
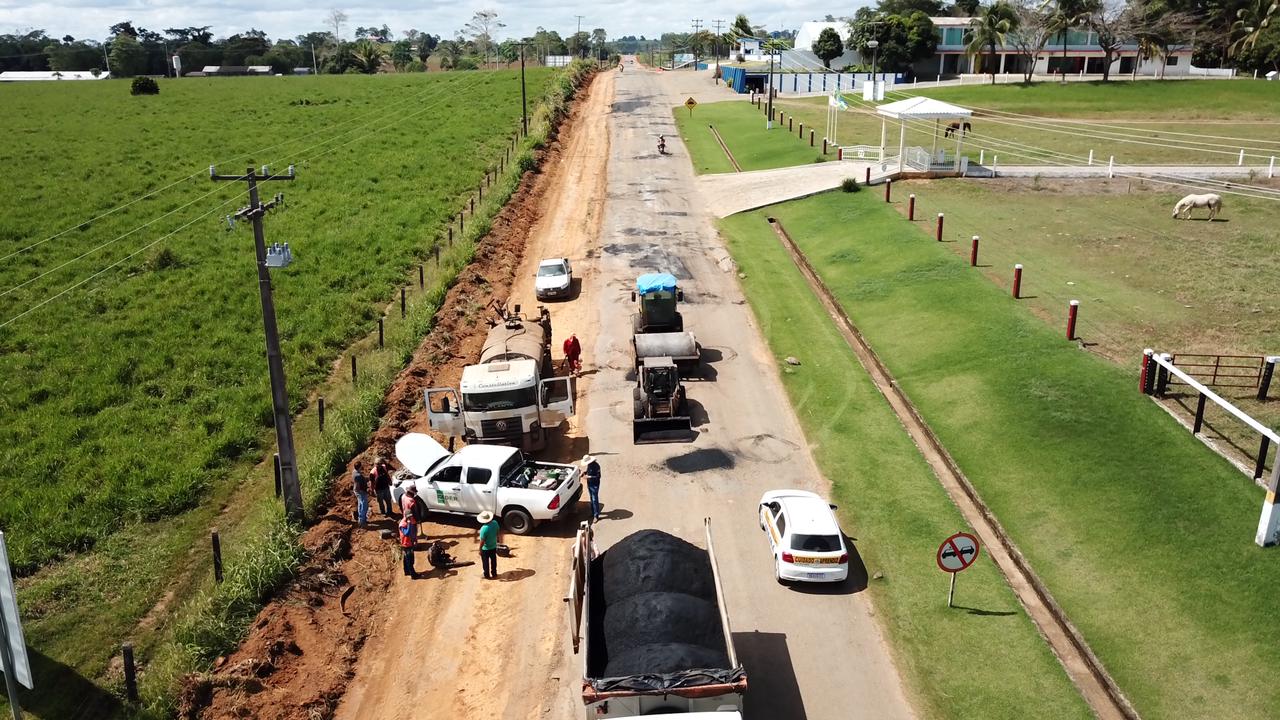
630;273;700;373
633;356;696;444
566;519;747;717
425;304;575;452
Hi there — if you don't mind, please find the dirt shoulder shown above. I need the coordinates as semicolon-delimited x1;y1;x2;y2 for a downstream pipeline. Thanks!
181;71;604;720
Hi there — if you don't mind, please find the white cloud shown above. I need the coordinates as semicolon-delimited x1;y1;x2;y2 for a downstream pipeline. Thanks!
0;1;871;44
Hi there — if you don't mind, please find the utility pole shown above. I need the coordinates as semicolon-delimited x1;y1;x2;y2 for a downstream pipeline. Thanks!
519;42;528;134
575;16;585;58
712;19;724;71
210;165;303;520
692;19;702;69
766;41;775;130
311;43;318;74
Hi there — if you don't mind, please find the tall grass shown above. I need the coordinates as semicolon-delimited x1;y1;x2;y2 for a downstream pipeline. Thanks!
0;69;551;572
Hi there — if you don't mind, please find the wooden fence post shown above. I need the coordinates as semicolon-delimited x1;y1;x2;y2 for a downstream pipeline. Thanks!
122;643;139;702
211;530;223;583
319;396;326;431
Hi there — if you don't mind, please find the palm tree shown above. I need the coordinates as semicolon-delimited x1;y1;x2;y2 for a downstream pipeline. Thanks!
966;1;1020;83
1050;0;1090;82
353;39;386;73
1231;0;1278;56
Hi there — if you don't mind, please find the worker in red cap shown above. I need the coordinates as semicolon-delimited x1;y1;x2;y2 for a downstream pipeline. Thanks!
563;333;582;377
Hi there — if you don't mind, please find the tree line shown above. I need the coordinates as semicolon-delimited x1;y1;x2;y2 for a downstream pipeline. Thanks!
0;9;615;77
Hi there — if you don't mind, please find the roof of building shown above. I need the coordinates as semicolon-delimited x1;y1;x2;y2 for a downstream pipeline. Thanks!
0;70;109;81
793;21;846;52
930;16;974;27
877;96;972;120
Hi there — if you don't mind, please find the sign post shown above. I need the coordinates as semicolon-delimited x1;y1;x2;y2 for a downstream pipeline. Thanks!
936;531;980;608
0;532;33;719
685;97;698;116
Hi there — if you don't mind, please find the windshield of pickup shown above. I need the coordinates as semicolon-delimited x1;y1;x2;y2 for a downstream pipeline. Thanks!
463;387;537;412
537;262;567;277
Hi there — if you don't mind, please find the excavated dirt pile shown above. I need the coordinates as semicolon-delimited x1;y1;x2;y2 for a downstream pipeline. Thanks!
591;530;729;678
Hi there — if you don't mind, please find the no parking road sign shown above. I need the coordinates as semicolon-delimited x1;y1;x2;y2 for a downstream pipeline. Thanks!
936;532;980;607
936;532;980;573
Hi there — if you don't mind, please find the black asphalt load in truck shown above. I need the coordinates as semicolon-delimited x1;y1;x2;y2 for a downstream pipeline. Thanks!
567;520;747;717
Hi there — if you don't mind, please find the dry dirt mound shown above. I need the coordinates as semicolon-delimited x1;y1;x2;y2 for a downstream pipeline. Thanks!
181;73;596;720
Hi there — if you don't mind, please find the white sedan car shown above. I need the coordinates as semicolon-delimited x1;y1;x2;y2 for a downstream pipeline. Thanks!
534;257;573;301
758;490;850;584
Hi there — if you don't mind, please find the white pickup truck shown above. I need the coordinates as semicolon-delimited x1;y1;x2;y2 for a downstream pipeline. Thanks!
391;433;582;534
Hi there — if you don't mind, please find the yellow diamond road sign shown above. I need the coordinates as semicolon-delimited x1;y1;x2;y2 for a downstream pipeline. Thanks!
685;97;698;109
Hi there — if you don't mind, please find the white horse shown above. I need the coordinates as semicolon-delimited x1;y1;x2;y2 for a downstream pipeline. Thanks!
1172;193;1223;220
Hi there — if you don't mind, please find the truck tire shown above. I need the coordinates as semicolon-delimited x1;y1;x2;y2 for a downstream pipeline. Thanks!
633;386;645;420
502;507;534;535
631;313;643;334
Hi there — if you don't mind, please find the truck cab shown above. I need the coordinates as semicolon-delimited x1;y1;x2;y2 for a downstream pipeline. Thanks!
631;272;685;333
424;305;575;452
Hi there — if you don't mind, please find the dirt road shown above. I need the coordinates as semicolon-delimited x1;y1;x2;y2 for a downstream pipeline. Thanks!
330;70;614;720
332;62;915;720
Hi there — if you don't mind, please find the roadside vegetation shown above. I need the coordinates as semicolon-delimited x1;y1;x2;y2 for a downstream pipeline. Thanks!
718;212;1091;720
677;80;1280;171
1;63;594;718
726;190;1280;719
673;101;827;174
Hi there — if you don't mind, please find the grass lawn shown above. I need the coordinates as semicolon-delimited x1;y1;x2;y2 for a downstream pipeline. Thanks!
886;177;1279;473
758;80;1280;167
720;189;1280;720
718;214;1091;720
0;69;551;572
673;100;830;173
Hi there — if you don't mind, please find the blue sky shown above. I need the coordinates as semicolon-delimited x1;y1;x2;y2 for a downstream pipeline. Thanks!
0;1;869;43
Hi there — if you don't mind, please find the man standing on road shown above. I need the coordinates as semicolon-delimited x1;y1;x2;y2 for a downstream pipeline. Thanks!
399;514;419;579
402;485;426;539
582;454;602;522
563;332;582;376
352;461;369;528
477;511;500;579
372;455;395;516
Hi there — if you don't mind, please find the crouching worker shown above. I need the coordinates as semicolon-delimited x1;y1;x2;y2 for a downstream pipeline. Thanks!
399;515;419;579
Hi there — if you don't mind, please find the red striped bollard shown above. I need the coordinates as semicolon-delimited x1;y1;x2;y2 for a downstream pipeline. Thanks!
823;138;828;154
838;147;844;160
1140;348;1154;394
908;194;916;220
810;129;815;147
865;167;871;184
936;213;944;241
884;179;892;202
1012;264;1023;298
970;235;979;266
1067;300;1080;340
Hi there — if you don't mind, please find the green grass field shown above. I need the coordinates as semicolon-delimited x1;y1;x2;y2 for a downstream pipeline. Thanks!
719;213;1091;720
888;178;1279;470
0;69;551;572
719;190;1280;719
682;80;1280;169
673;100;829;173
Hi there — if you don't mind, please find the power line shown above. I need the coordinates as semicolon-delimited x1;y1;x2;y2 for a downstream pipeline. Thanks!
0;193;244;329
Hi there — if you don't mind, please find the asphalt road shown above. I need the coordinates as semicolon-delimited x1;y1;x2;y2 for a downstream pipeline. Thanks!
564;59;916;720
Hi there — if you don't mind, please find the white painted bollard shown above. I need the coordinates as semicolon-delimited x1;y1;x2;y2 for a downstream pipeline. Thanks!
1238;148;1245;166
1108;156;1114;178
992;155;998;177
914;77;918;87
979;149;985;165
937;73;941;83
1269;156;1275;179
1088;149;1094;166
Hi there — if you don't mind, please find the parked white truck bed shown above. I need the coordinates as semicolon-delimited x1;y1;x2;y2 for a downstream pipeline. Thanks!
391;433;582;534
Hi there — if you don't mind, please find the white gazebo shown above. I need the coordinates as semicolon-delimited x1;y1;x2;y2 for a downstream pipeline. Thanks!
875;96;973;173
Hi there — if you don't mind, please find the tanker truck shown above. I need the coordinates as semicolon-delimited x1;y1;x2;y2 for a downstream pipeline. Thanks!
425;303;575;452
566;519;747;717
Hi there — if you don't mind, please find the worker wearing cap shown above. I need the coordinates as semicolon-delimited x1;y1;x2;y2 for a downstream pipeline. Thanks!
581;454;602;522
477;511;500;579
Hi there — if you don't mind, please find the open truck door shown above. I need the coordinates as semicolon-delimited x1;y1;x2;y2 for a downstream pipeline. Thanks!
538;376;575;428
424;388;465;438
